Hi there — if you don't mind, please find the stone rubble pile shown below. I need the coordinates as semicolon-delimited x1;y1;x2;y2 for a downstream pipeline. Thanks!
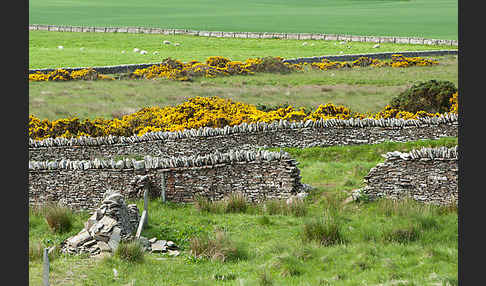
60;190;178;256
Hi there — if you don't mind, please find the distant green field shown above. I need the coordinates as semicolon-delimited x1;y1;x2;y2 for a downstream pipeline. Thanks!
28;31;455;70
29;0;458;40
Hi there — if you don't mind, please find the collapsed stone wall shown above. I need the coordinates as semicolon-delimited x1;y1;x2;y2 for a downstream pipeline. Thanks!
359;146;458;205
29;150;303;210
29;115;458;161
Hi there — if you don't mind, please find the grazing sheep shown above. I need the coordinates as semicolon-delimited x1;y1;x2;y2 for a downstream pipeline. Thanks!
373;44;380;48
163;40;171;45
57;46;64;49
133;48;140;53
121;50;126;54
302;42;308;46
140;50;148;55
153;51;159;55
174;42;180;46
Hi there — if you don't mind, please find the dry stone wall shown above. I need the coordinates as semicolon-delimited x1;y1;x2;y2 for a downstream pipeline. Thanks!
29;115;459;162
358;146;458;205
28;50;457;75
29;150;303;210
29;24;458;46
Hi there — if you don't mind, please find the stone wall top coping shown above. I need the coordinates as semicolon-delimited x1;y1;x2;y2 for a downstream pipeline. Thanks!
382;146;458;161
28;149;294;171
29;114;458;148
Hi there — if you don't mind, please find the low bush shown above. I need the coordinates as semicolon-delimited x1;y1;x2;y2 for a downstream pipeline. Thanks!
389;79;457;113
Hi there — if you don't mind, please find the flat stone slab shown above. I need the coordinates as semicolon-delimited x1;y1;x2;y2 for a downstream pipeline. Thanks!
151;240;168;253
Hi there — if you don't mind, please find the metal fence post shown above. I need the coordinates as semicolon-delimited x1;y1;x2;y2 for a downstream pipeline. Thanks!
43;248;49;286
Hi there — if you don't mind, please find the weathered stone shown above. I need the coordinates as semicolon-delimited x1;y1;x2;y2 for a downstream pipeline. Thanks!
66;229;91;248
108;227;121;251
97;241;112;252
151;240;167;253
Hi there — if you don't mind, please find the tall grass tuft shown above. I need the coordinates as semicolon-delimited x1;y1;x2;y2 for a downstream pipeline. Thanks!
301;214;346;246
114;240;144;263
263;198;307;217
383;225;421;244
41;202;73;233
258;270;274;286
270;253;304;277
224;192;248;213
29;241;45;261
189;230;247;262
194;194;216;213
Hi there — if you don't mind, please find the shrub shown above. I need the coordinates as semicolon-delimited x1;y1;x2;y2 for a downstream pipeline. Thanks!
189;230;247;262
389;80;457;113
41;202;73;233
114;240;144;262
301;214;346;246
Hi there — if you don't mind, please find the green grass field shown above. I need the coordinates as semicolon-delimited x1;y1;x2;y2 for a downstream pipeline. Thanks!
29;0;458;40
29;138;458;286
29;30;456;70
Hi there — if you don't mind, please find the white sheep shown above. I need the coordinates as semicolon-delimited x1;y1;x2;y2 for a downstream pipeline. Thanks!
133;48;140;53
302;42;308;46
140;50;148;55
163;40;171;45
373;44;380;48
174;42;180;46
57;46;64;49
153;51;159;55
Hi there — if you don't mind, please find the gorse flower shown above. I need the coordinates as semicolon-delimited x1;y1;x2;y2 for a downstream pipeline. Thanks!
29;68;114;82
28;55;439;82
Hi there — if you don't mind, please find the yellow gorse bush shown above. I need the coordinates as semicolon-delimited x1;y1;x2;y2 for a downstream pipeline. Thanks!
29;55;439;82
29;68;115;82
29;94;458;141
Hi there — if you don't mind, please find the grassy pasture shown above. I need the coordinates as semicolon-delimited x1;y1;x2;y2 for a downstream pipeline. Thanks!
29;56;458;120
28;138;458;286
29;30;456;70
29;0;458;40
